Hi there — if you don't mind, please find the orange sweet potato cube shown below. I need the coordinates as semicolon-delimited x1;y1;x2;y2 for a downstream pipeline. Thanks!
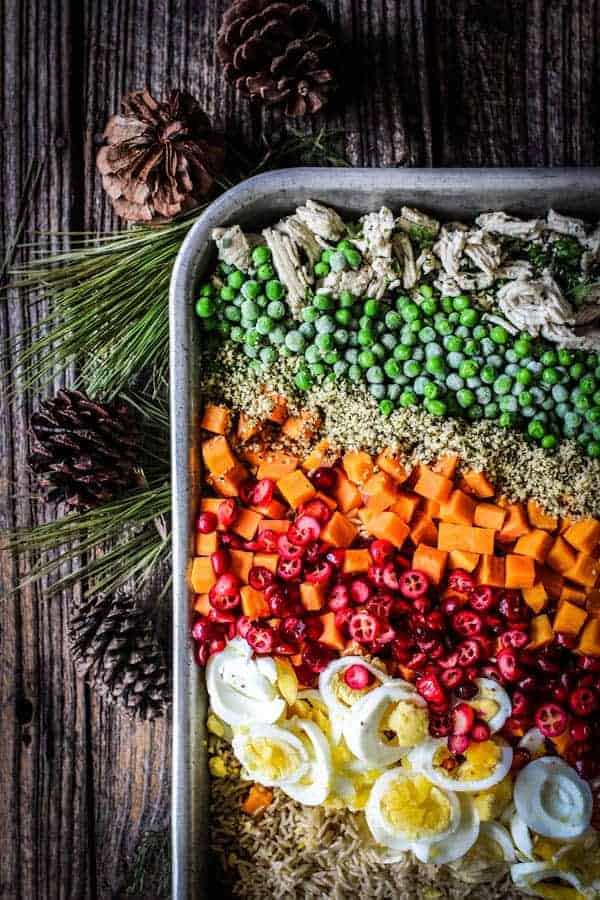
528;614;553;650
376;447;408;482
545;536;577;574
267;395;288;423
201;435;238;476
413;466;453;503
343;549;371;574
434;453;459;479
577;617;600;656
363;471;398;514
523;582;549;615
190;557;217;594
300;583;327;612
391;491;421;523
473;503;506;531
193;594;211;616
514;529;554;564
232;508;262;540
448;550;480;572
319;612;345;650
332;468;362;513
476;554;505;588
505;555;536;589
195;531;218;555
229;550;254;582
257;519;289;534
200;404;231;434
412;544;448;585
253;553;278;574
368;511;410;549
527;500;558;531
343;450;374;485
208;463;249;497
564;553;600;588
277;469;316;508
461;470;495;499
497;503;530;542
410;513;438;547
560;585;587;607
241;585;270;619
301;439;330;472
257;451;298;480
564;518;600;555
537;566;564;601
321;511;358;548
553;600;588;637
437;524;495;555
439;490;476;525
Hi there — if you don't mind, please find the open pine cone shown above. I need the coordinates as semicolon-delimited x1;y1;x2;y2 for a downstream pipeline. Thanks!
29;389;140;510
217;1;337;117
70;593;169;721
96;88;225;222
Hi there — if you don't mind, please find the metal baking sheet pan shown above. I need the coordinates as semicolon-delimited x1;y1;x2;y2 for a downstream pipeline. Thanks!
169;167;600;899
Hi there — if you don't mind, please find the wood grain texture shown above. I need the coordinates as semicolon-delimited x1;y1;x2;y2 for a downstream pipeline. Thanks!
2;1;600;897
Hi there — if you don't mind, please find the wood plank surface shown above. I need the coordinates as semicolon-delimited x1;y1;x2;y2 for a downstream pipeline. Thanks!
2;1;600;897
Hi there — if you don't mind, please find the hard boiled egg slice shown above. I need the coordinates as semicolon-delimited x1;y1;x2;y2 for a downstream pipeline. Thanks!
415;794;480;866
519;727;547;760
343;681;429;767
510;861;591;899
514;757;593;841
469;678;512;734
511;810;535;860
279;718;333;807
232;723;308;787
319;656;390;743
410;736;513;793
479;821;517;863
206;637;286;728
365;767;461;853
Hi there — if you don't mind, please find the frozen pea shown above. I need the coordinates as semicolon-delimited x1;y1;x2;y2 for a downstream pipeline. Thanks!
369;383;386;399
395;374;410;386
505;349;519;364
348;364;362;382
530;386;545;404
267;300;286;320
387;384;401;401
316;332;333;353
500;395;518;413
419;326;436;343
447;351;465;369
476;386;492;405
225;305;241;323
269;326;286;345
565;411;582;429
305;344;321;364
285;330;305;352
329;251;347;273
446;373;465;391
412;346;425;362
243;344;259;358
381;333;397;351
333;360;348;378
484;402;499;418
494;375;512;395
401;329;417;346
480;338;495;356
385;310;402;329
366;366;384;384
299;322;316;340
316;315;335;334
414;376;430;395
481;365;496;384
466;377;481;389
488;354;503;369
332;328;348;346
425;342;443;358
241;299;258;321
467;404;484;420
541;396;554;412
259;346;277;364
473;325;487;340
527;360;543;374
404;360;422;378
371;343;385;360
505;363;519;376
455;325;470;339
521;405;536;418
345;348;359;364
230;326;244;343
555;402;570;419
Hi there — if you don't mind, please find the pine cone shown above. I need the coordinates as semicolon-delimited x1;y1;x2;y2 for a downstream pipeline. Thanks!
217;1;337;117
96;88;225;222
69;593;170;721
29;388;140;510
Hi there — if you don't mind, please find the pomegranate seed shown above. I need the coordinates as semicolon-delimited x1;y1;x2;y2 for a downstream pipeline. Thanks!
280;616;307;644
217;499;238;527
452;702;476;735
569;686;599;717
302;640;335;673
452;610;483;637
429;712;452;737
416;673;446;705
349;610;382;644
369;539;394;564
256;528;279;552
448;734;469;755
196;511;218;533
349;578;372;604
399;569;429;599
456;639;481;667
535;702;568;738
455;682;478;700
329;583;350;611
278;533;304;560
496;647;522;682
470;585;495;612
326;548;346;568
210;549;230;576
344;664;375;690
277;557;303;580
500;629;529;649
471;719;491;742
236;616;253;638
301;498;332;523
251;478;275;507
448;569;475;593
440;667;463;689
311;466;337;491
192;618;215;643
511;747;531;772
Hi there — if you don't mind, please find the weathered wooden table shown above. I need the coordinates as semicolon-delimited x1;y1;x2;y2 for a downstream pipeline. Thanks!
2;1;599;897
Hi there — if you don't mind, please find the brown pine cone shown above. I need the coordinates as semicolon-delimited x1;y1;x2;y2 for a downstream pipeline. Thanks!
29;388;140;510
96;88;225;222
217;1;337;117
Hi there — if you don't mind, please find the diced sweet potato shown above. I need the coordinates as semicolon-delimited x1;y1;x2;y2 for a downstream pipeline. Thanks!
564;518;600;555
410;513;438;547
332;468;362;513
448;550;480;573
200;404;231;435
202;435;238;476
537;565;564;601
241;585;270;619
321;511;358;548
251;498;288;519
422;498;441;520
193;594;211;615
526;499;558;531
514;529;554;564
267;395;288;423
528;614;553;650
461;469;495;499
522;582;549;615
300;582;327;611
545;536;577;574
236;411;260;442
412;543;448;585
195;531;218;555
190;557;217;593
343;450;374;485
553;600;588;637
434;453;459;479
577;617;600;656
473;503;506;531
314;490;337;510
207;463;249;497
368;511;410;549
476;554;505;588
497;503;530;543
439;490;476;525
363;471;398;514
437;523;495;555
253;553;278;574
560;585;587;607
256;452;298;480
343;549;371;574
550;730;572;757
319;612;345;650
414;466;453;503
257;519;289;534
559;516;574;534
232;508;262;540
301;439;330;472
504;555;536;589
376;447;408;482
391;491;421;523
586;589;600;617
229;550;254;582
564;552;600;588
358;507;377;528
277;470;316;508
281;411;320;442
242;784;273;815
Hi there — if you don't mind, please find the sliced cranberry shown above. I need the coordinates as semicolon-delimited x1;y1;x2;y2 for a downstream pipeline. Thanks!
455;682;478;700
344;663;375;690
236;616;253;638
555;631;578;650
311;466;337;491
440;667;463;689
217;498;238;527
512;691;531;718
209;637;227;656
392;598;411;616
246;625;274;654
579;656;600;673
248;565;275;591
448;569;476;593
302;640;336;672
456;639;481;667
196;642;210;666
429;712;452;737
570;718;591;742
498;590;528;622
294;662;318;688
439;651;459;670
367;564;386;588
251;478;275;506
301;498;332;523
448;734;469;755
470;585;495;612
369;538;394;564
500;629;529;649
452;610;483;637
239;479;256;505
280;616;307;644
413;596;431;614
391;640;411;663
277;557;303;580
329;583;350;611
349;609;382;644
334;607;355;636
290;514;321;546
303;559;331;585
452;702;475;735
407;651;428;671
256;528;279;552
485;614;504;634
208;607;236;624
278;533;304;560
196;511;218;534
535;702;568;738
326;548;346;568
426;611;445;632
496;647;522;682
349;578;372;604
209;549;229;576
569;686;598;717
479;664;502;683
367;595;394;620
441;590;469;617
471;719;491;742
373;624;397;649
209;574;241;611
416;672;446;705
305;616;324;641
399;569;428;599
192;617;215;643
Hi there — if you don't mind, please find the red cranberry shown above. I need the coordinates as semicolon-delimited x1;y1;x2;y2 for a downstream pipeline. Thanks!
381;562;400;591
496;647;522;682
334;607;355;636
392;598;412;617
280;616;307;644
579;656;600;673
448;734;469;755
452;610;483;638
210;548;230;576
251;478;275;507
407;651;428;671
304;616;324;641
367;595;394;620
196;642;210;666
452;702;476;735
192;618;215;643
246;625;275;654
479;664;502;683
485;614;504;634
367;564;387;588
369;539;394;565
416;672;446;705
196;511;218;533
399;569;429;599
236;616;253;639
413;596;431;614
305;560;334;585
208;608;236;626
456;639;481;667
267;587;294;618
349;578;372;605
535;702;569;738
294;662;318;688
278;533;304;560
498;590;528;622
448;569;475;593
277;557;303;580
554;631;578;650
302;640;335;673
209;575;241;611
248;565;275;591
517;674;540;694
470;585;495;612
289;515;321;546
344;664;375;690
391;641;412;663
329;583;350;611
303;542;321;565
511;747;531;772
326;548;346;568
512;691;531;718
238;480;256;505
429;712;452;737
256;528;279;552
471;719;491;742
455;682;478;700
349;609;382;644
569;686;599;717
312;466;337;491
209;637;227;656
570;718;591;742
217;498;238;527
500;629;529;649
441;591;469;617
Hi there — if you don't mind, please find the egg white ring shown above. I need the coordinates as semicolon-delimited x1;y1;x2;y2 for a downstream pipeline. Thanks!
473;678;512;734
319;656;391;743
518;727;546;759
232;724;309;788
480;821;517;863
365;767;460;852
413;794;480;866
409;737;513;793
510;861;589;898
280;718;333;806
510;811;535;860
514;756;593;840
206;644;286;727
343;682;428;767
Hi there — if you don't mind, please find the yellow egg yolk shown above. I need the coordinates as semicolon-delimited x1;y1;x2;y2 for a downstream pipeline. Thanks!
380;701;429;748
381;774;452;841
457;740;502;782
469;691;500;723
472;776;513;821
290;698;330;735
331;673;376;707
535;835;600;882
244;737;300;781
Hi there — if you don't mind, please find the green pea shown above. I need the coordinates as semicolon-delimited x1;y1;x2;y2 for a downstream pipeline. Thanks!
316;315;335;334
426;398;447;416
460;308;479;327
587;441;600;458
199;282;214;297
324;349;340;365
333;328;349;346
459;359;478;379
580;375;597;395
516;367;533;386
264;279;283;301
473;325;487;340
316;332;333;352
452;295;470;311
381;359;398;380
481;365;496;385
358;350;376;369
309;362;326;378
425;357;444;377
423;381;441;400
230;325;244;343
575;393;591;412
513;338;531;358
403;360;422;378
227;270;245;290
402;302;420;322
348;364;362;382
556;348;572;366
252;246;271;267
314;262;330;278
421;298;438;316
245;328;261;348
541;434;557;450
494;375;512;395
195;297;216;318
366;365;384;384
241;280;260;300
419;326;436;344
435;318;452;337
419;284;434;298
499;412;516;427
344;248;362;268
356;328;373;347
527;420;545;440
379;399;394;417
219;285;235;302
457;388;475;408
399;389;418;407
394;344;412;362
570;362;585;379
542;367;559;386
385;310;402;329
362;298;378;318
257;263;274;281
285;330;305;353
440;296;454;313
541;350;557;366
335;290;352;308
490;325;509;345
586;407;600;424
444;335;462;353
484;402;499;419
329;251;347;273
